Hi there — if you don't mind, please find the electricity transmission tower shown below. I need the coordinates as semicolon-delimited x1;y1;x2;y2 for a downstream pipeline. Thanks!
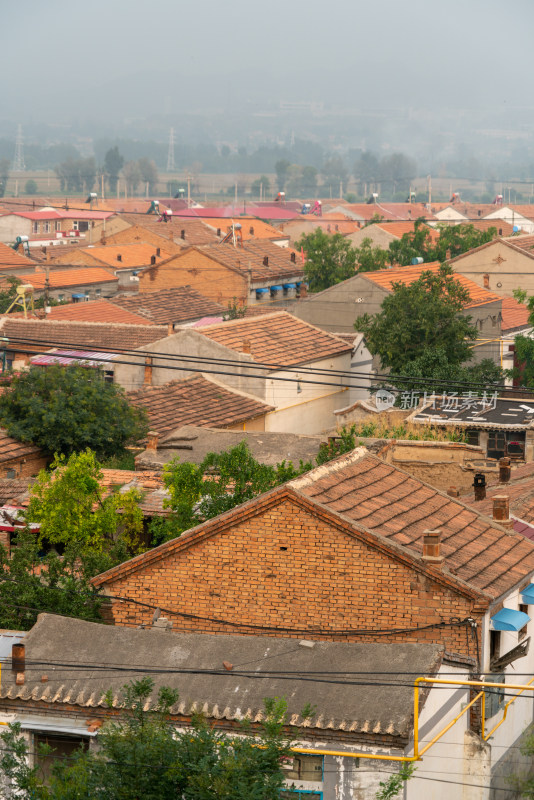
13;124;25;171
167;127;175;172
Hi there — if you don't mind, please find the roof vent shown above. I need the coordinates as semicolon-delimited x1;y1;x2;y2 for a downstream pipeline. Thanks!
263;256;269;266
156;247;161;257
499;457;511;484
290;252;296;263
473;472;486;501
249;226;254;235
117;253;122;262
150;255;156;265
181;229;185;240
217;228;221;237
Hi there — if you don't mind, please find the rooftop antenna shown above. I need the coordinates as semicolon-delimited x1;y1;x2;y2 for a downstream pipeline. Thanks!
13;124;25;172
167;127;175;172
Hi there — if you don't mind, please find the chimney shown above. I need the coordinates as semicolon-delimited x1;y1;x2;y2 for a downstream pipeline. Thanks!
167;321;174;336
493;495;513;527
473;472;486;501
147;431;159;451
242;339;251;354
263;255;269;266
117;253;122;262
143;356;153;386
498;228;503;236
447;487;460;497
422;530;444;565
290;252;296;263
499;457;511;483
216;228;221;237
150;255;156;265
299;284;307;298
12;643;25;674
249;226;254;235
483;273;490;289
156;247;161;257
181;229;185;240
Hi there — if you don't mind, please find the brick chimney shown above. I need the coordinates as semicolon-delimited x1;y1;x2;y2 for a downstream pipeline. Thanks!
493;495;513;528
499;457;511;483
12;643;25;674
447;487;460;497
181;229;186;240
263;255;269;266
483;273;490;289
117;253;122;262
150;255;156;265
167;322;174;336
422;530;444;566
156;247;161;257
143;356;153;386
147;431;159;451
242;339;251;354
290;251;296;263
299;284;307;298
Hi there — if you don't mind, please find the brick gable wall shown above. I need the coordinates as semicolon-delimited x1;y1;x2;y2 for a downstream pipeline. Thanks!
101;497;482;658
138;250;247;303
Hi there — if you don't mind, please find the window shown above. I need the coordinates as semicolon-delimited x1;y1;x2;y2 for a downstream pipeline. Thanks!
484;671;505;718
73;220;89;232
58;294;64;302
33;733;88;783
32;221;39;234
43;222;51;234
466;430;479;446
519;604;529;641
5;469;15;479
55;221;61;232
283;755;323;782
490;630;501;661
95;288;101;297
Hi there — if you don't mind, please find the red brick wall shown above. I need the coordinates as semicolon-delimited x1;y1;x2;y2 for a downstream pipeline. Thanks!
138;251;247;304
101;497;482;658
0;452;48;478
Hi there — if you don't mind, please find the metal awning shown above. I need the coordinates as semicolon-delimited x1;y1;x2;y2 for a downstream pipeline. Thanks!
283;283;297;289
522;584;534;603
255;288;269;294
270;285;283;291
490;608;530;631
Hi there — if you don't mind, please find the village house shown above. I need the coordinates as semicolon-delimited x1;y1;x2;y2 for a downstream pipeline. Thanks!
0;208;114;246
0;429;47;479
449;236;534;297
90;214;222;249
345;219;439;249
0;614;489;800
46;242;172;272
12;267;120;303
292;262;503;366
136;240;305;306
89;447;534;793
116;312;354;433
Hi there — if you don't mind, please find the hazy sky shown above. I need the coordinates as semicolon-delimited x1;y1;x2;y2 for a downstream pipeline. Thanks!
2;0;534;131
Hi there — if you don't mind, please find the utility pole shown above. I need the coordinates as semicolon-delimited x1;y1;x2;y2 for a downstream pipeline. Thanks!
13;124;25;171
427;175;432;206
44;266;50;313
167;127;175;172
234;182;237;206
187;175;191;208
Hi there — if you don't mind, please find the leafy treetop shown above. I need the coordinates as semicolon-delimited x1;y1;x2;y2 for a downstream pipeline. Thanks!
0;365;148;459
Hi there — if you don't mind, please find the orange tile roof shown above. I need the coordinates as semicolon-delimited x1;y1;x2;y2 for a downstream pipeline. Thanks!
128;375;273;435
501;297;530;332
375;220;440;243
199;311;352;367
75;243;171;268
344;203;436;221
22;268;118;289
504;233;534;253
290;218;361;234
111;287;224;324
119;215;221;246
201;216;288;241
289;450;534;599
468;219;515;235
194;240;304;283
0;318;167;352
0;241;36;269
45;300;155;326
0;429;43;464
363;262;502;309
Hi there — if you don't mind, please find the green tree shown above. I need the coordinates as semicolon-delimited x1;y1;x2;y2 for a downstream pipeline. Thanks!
321;156;349;195
0;365;148;459
153;441;310;543
27;450;144;553
432;222;497;261
137;157;158;193
375;764;416;799
296;229;358;291
24;179;38;195
275;159;291;192
104;146;124;193
250;175;271;198
353;238;390;272
357;264;478;373
0;679;292;800
0;528;110;631
223;297;247;319
392;346;502;395
387;218;435;266
123;159;142;194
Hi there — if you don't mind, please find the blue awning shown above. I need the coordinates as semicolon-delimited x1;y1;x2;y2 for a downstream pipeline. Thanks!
283;283;297;289
522;584;534;603
270;285;283;292
255;288;269;294
491;608;530;631
71;293;85;299
296;281;308;286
